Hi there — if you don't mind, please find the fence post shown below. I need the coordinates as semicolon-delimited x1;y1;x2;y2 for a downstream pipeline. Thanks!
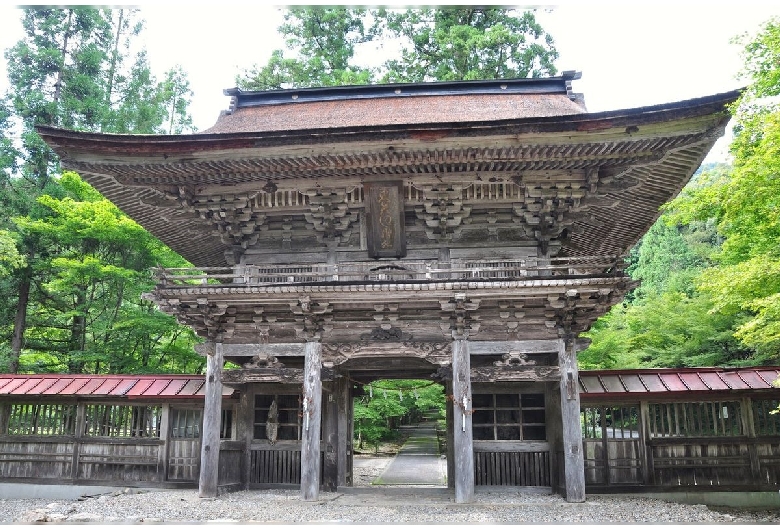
71;401;86;480
158;404;170;483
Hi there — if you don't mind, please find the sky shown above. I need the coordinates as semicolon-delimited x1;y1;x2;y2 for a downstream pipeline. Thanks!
0;3;778;161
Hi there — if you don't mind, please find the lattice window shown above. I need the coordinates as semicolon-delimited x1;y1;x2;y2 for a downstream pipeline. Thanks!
581;406;640;439
84;404;161;438
6;403;77;436
648;401;742;438
171;408;201;439
170;407;233;439
254;395;301;441
472;393;546;441
753;399;780;436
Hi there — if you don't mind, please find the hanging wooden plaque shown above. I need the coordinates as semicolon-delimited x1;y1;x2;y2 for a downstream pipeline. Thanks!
365;181;406;258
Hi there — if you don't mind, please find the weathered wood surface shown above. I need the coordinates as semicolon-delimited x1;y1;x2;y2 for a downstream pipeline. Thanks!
222;368;304;384
470;366;560;382
322;385;338;492
583;439;642;485
558;339;585;502
199;342;224;497
250;447;302;484
336;377;351;487
300;341;322;501
218;443;243;486
167;439;199;481
474;450;550;487
452;339;474;503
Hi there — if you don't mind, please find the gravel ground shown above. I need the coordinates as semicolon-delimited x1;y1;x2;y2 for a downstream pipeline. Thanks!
1;457;778;524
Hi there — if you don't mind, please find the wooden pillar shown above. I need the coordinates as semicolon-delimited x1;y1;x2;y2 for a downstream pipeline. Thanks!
158;404;171;483
0;402;10;435
557;338;585;502
199;341;224;498
237;385;253;489
336;376;351;487
452;338;474;503
638;400;654;485
322;382;339;492
300;340;322;501
71;401;86;480
445;380;455;489
741;397;762;481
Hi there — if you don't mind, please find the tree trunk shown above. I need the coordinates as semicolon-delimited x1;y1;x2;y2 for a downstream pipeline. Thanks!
9;269;31;374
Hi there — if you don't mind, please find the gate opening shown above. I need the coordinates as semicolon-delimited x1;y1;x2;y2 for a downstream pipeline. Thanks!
352;379;447;487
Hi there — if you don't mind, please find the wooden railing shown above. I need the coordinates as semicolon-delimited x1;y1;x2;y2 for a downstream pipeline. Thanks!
153;256;625;287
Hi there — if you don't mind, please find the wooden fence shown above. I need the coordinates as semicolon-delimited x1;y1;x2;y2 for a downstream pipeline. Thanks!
581;397;780;491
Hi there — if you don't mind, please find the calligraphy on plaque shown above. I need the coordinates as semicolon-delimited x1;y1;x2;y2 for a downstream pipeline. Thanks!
365;181;406;258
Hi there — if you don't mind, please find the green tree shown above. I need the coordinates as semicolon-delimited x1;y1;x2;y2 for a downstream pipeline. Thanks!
237;7;374;90
378;8;558;82
1;7;197;373
237;7;558;90
584;18;780;369
670;18;780;362
353;380;445;452
11;172;202;374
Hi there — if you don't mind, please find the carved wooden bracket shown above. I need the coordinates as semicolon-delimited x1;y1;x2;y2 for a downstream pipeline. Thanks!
440;293;480;340
303;188;358;246
414;184;472;242
291;296;332;341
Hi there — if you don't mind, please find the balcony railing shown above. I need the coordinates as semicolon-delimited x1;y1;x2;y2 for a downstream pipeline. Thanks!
152;257;626;287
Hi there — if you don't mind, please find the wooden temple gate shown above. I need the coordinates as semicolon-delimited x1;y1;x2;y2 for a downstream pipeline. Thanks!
35;75;740;502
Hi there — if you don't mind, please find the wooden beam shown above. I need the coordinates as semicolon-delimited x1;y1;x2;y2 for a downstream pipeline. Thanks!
199;342;224;498
71;402;86;481
222;368;304;384
469;340;561;355
0;403;9;435
158;404;170;483
300;341;323;501
237;386;253;489
322;383;339;492
557;338;585;502
452;339;474;503
470;365;560;382
337;377;351;487
210;343;306;357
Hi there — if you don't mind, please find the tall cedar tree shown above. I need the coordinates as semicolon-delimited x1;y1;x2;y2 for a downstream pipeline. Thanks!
237;7;558;89
1;8;199;374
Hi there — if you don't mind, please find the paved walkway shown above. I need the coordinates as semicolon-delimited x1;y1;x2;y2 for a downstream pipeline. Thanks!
373;421;446;486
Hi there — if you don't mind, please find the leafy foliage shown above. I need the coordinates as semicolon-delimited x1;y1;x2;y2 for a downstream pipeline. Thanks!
236;7;558;90
584;17;780;369
0;8;199;374
353;380;445;452
378;8;557;82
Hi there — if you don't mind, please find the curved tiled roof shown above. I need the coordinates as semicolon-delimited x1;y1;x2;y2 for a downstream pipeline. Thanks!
0;374;235;399
205;93;587;134
579;367;780;399
0;368;777;400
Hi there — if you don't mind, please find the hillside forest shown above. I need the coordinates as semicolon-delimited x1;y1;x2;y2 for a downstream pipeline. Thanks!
1;8;779;387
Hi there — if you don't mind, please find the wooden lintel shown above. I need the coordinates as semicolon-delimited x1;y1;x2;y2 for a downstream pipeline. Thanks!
219;343;306;357
222;367;336;384
222;368;303;384
471;365;560;382
470;340;561;355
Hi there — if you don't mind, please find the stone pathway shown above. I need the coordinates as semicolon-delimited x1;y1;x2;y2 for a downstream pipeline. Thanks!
373;422;446;486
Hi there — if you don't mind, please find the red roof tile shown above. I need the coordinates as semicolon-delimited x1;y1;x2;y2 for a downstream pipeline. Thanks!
619;374;647;393
581;367;780;399
0;375;233;399
42;378;74;395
